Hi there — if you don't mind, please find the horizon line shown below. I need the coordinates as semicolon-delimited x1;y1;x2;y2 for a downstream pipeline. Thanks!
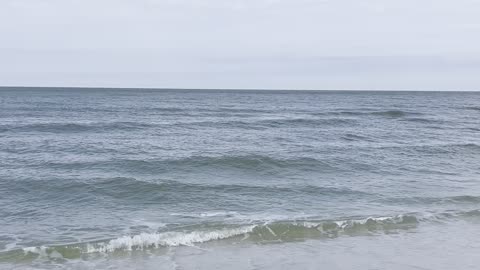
0;86;479;92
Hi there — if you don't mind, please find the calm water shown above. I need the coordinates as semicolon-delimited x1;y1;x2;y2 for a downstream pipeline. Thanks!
1;88;480;269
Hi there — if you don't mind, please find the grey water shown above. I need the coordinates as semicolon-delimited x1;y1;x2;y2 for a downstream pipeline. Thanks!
1;88;480;269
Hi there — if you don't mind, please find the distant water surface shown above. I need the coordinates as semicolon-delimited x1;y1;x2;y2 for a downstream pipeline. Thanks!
0;88;480;269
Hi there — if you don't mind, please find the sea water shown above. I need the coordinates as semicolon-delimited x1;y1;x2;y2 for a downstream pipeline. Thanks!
0;88;479;269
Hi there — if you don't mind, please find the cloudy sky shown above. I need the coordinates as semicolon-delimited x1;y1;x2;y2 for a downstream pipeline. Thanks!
1;0;480;90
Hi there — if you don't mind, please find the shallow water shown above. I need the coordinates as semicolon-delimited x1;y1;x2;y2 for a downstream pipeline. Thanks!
0;88;479;269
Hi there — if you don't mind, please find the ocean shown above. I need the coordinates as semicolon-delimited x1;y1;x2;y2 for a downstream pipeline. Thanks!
0;88;479;269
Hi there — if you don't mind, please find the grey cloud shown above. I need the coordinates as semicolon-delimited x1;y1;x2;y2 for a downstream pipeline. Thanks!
1;0;480;90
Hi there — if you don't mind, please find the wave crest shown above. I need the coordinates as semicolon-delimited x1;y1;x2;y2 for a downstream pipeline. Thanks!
11;214;419;259
2;210;478;262
87;226;256;253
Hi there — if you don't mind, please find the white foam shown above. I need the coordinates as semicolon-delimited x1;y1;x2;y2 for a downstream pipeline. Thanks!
87;226;256;253
23;246;48;257
170;211;239;218
199;211;238;217
301;221;321;228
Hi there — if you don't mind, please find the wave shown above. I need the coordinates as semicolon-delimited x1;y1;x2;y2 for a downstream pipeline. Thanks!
401;117;446;124
379;195;480;205
0;214;418;260
447;195;480;203
179;118;356;130
463;106;480;111
4;209;480;261
341;133;373;141
254;118;355;127
12;177;367;207
198;108;272;114
20;140;480;175
87;226;256;253
370;110;409;117
83;214;419;253
0;122;155;133
438;143;480;152
372;142;480;154
323;110;422;118
0;110;431;134
170;155;330;170
150;107;187;113
28;155;339;174
0;117;355;134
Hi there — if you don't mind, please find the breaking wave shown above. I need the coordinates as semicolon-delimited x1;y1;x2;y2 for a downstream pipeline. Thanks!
2;210;479;261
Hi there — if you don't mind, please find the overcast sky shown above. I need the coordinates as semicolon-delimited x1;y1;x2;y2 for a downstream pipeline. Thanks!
1;0;480;90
